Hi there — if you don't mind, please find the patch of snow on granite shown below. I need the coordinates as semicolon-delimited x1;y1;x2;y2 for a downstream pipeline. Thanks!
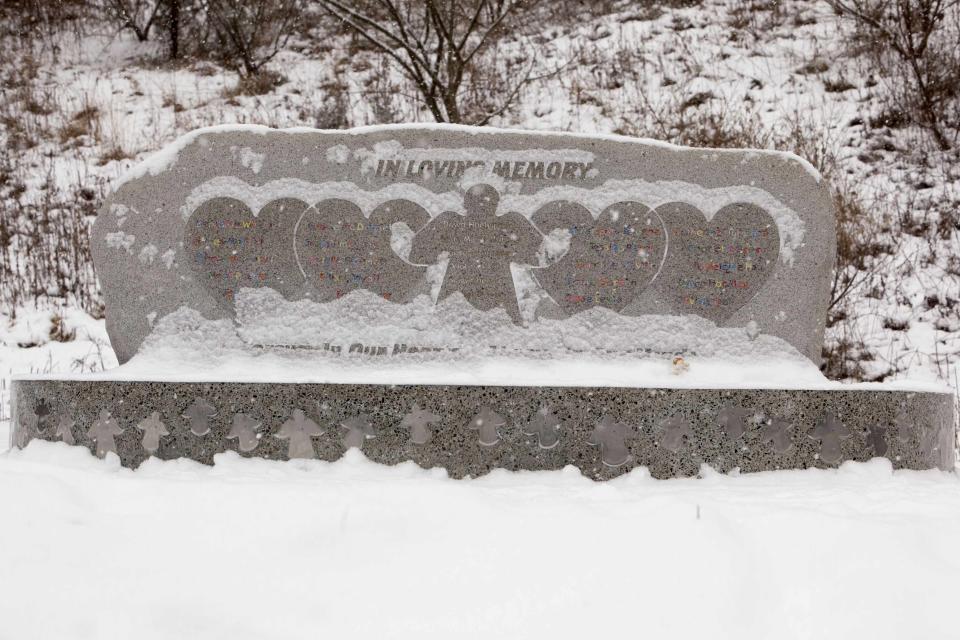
235;288;809;362
179;176;804;264
324;144;351;164
231;146;265;174
138;243;158;264
105;231;136;253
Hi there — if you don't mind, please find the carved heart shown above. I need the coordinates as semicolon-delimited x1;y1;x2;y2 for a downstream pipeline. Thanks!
651;202;780;323
294;198;429;303
186;197;305;309
532;200;667;315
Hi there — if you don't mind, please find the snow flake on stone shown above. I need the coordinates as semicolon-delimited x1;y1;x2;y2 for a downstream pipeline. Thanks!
325;144;351;164
138;243;158;264
231;146;265;174
105;231;136;254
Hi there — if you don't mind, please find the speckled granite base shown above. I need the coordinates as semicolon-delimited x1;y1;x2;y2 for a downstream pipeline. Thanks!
10;380;955;479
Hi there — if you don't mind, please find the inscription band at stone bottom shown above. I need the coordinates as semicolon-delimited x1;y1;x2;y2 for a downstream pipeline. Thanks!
11;380;954;479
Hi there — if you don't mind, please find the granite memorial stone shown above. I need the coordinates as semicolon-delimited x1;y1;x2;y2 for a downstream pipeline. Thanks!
8;124;955;478
90;125;834;363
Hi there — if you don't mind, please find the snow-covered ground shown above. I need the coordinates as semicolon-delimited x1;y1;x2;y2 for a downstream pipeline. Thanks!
1;440;959;639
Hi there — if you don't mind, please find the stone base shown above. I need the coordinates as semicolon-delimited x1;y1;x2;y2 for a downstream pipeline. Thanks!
10;379;956;479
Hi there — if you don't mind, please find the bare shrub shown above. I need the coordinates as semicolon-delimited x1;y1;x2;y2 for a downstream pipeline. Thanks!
222;69;287;97
613;95;772;150
58;104;100;144
49;312;77;342
101;0;162;42
1;0;90;42
0;168;104;318
607;79;897;380
206;0;301;77
828;0;960;150
828;185;895;314
312;77;352;129
314;0;550;125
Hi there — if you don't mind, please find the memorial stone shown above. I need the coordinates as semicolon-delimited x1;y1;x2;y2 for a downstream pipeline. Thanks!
91;125;835;362
8;124;955;478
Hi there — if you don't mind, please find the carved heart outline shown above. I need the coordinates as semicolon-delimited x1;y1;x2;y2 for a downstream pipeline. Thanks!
186;196;306;309
531;200;668;315
291;197;431;304
187;196;432;308
651;201;780;324
187;192;782;324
